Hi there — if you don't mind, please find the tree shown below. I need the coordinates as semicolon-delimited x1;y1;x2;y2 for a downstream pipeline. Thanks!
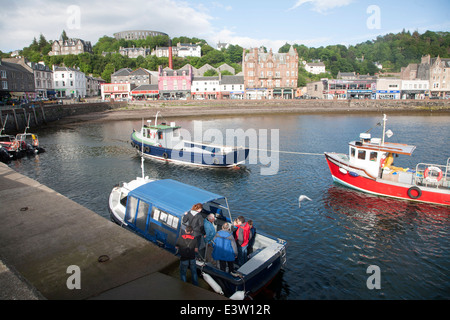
101;63;115;82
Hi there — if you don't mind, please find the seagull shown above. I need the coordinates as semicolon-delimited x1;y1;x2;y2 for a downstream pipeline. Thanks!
298;195;312;207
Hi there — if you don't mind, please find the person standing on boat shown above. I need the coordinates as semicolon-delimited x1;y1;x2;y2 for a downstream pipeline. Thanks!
247;220;256;256
203;214;216;262
212;223;238;273
233;216;252;266
175;226;199;286
183;203;205;249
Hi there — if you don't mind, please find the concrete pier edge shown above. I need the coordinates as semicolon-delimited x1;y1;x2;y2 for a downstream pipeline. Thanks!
0;163;226;300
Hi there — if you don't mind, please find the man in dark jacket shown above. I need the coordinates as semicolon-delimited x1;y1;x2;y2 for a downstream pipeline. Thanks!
182;203;205;249
175;226;198;286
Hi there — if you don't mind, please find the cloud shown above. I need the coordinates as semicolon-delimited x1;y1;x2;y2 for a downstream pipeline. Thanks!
289;0;354;13
0;0;215;52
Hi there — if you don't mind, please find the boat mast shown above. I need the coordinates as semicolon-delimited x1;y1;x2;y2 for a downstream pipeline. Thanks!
155;111;160;126
141;118;145;179
381;114;387;145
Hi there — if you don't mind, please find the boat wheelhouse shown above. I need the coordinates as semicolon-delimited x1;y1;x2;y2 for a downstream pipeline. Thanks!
324;115;450;206
130;113;249;168
109;178;287;298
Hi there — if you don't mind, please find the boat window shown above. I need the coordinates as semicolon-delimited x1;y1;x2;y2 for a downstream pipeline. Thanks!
358;150;366;160
350;147;355;158
158;131;163;140
369;151;378;161
152;207;179;229
136;201;150;231
126;196;139;223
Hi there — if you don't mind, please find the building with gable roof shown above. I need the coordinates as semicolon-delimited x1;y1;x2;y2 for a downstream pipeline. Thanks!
158;65;193;99
242;46;298;99
49;36;93;56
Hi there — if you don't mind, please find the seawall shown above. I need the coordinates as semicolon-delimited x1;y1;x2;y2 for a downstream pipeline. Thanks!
0;101;126;133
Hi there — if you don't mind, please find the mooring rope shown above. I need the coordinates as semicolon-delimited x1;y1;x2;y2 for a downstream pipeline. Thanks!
248;148;323;156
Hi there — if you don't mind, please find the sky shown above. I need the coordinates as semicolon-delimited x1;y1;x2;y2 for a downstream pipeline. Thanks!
0;0;449;53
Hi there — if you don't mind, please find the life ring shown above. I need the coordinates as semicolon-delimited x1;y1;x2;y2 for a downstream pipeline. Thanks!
32;139;39;147
424;166;443;182
407;186;422;199
162;152;168;160
213;158;220;165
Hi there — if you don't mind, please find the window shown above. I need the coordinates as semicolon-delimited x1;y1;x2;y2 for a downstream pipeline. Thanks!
152;207;179;229
126;196;139;223
369;152;378;161
1;81;7;89
350;147;356;158
135;201;150;231
1;70;6;78
358;150;366;160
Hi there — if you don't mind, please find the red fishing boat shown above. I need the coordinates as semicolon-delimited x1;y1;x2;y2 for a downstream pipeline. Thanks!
324;114;450;206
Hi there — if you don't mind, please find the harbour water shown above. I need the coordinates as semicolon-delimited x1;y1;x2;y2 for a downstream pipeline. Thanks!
7;113;450;299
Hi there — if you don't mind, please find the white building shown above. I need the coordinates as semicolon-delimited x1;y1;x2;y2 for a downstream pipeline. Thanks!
401;79;429;99
191;76;220;100
375;78;401;99
304;62;326;75
220;75;244;99
53;66;86;98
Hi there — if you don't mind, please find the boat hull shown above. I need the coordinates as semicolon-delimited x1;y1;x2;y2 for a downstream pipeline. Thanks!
325;152;450;206
131;135;249;168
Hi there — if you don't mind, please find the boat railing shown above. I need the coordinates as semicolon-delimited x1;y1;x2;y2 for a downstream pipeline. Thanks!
414;160;450;189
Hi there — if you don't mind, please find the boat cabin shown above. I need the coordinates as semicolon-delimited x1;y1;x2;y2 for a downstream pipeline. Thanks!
349;133;416;179
141;121;182;149
111;179;232;252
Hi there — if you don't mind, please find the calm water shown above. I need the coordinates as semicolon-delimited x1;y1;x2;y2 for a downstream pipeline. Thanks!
7;113;450;300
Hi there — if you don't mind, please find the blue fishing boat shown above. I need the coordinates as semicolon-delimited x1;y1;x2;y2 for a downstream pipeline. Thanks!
130;112;249;168
108;176;287;299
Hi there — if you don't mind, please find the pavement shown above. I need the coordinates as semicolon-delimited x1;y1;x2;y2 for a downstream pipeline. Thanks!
0;162;226;300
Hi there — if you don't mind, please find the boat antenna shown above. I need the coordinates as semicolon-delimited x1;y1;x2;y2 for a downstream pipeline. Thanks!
24;114;31;134
155;111;160;126
381;114;387;145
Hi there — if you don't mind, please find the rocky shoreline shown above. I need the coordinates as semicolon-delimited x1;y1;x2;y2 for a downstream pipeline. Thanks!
56;99;450;124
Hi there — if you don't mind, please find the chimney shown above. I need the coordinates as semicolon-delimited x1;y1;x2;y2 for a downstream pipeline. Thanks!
168;39;173;69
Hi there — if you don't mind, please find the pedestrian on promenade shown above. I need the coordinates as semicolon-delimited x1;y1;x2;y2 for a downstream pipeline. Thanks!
212;223;238;274
175;226;199;286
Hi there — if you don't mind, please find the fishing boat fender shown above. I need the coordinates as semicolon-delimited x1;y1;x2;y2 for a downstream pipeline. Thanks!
229;291;246;300
407;186;422;199
202;272;224;295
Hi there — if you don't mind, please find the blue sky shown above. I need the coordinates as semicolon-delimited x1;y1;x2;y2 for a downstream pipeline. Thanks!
0;0;449;53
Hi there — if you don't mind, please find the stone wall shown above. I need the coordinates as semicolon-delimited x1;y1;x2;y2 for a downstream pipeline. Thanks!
0;102;125;133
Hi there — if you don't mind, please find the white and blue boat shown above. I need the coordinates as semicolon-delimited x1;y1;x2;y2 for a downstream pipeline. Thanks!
108;176;287;299
130;113;249;168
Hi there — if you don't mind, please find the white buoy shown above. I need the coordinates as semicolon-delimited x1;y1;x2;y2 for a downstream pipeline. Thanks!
202;272;224;295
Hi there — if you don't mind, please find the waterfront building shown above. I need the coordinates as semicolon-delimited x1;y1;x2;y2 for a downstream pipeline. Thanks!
101;83;132;101
113;30;168;40
52;66;86;98
401;54;450;98
306;81;325;99
3;57;53;99
220;75;245;99
401;79;429;99
243;46;298;99
375;78;401;99
191;76;220;100
49;37;93;56
0;59;35;102
130;84;159;100
86;75;105;97
158;65;193;100
111;68;133;84
128;68;158;86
